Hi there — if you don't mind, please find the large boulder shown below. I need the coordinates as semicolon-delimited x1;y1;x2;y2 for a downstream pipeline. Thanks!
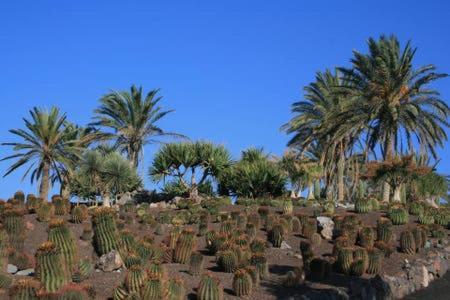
317;216;334;240
96;250;123;272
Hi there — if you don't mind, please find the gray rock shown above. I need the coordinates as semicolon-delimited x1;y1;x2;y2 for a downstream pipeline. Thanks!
15;268;34;276
96;250;123;272
317;216;334;240
7;264;18;274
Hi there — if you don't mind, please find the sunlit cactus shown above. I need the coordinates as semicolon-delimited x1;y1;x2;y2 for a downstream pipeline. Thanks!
48;218;77;271
35;241;69;292
197;274;223;300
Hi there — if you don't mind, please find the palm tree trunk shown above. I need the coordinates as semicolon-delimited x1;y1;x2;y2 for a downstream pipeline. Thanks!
39;161;50;200
103;193;111;207
382;137;394;203
392;185;401;202
307;183;314;200
337;149;345;203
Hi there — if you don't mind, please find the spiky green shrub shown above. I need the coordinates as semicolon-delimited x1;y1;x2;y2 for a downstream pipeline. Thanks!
167;278;186;300
8;279;40;300
250;253;269;280
310;232;322;246
197;274;223;300
376;218;393;243
173;229;196;264
217;250;238;273
36;202;55;222
282;200;293;215
300;241;314;263
70;206;88;224
351;259;366;276
92;207;119;255
409;202;424;216
358;227;375;248
125;265;147;294
1;208;25;251
367;249;382;274
269;224;284;248
336;247;353;275
48;219;77;271
140;276;165;300
388;207;408;225
35;241;69;292
232;269;253;297
400;230;416;254
0;272;12;289
52;196;70;216
308;258;331;281
418;212;434;225
355;198;371;213
72;259;93;283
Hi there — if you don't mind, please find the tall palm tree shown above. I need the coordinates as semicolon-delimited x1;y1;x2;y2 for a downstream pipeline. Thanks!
282;69;359;203
92;85;183;169
1;107;80;200
337;35;449;202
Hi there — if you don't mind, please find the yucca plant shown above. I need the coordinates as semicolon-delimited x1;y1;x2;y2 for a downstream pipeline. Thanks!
35;241;69;292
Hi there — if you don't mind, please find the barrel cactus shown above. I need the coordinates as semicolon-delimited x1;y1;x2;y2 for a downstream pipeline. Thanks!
70;206;88;224
367;249;382;274
336;247;353;275
310;232;322;246
1;208;25;251
409;202;424;216
351;259;366;276
92;207;119;255
358;227;375;248
167;277;186;300
418;212;435;225
355;198;371;213
376;218;393;243
300;241;314;263
282;200;293;215
8;279;40;300
269;224;284;248
217;250;238;273
48;219;77;271
232;268;253;297
35;241;70;292
400;230;416;254
173;229;196;264
250;253;269;280
72;259;93;283
36;202;55;222
0;272;12;289
189;252;204;275
140;276;165;300
52;196;70;216
197;274;224;300
124;265;147;294
388;207;408;225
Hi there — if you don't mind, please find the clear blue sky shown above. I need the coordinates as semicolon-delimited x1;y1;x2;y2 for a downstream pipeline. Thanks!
1;1;449;199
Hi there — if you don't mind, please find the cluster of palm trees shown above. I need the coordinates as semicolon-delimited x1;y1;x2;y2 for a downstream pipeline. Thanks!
282;35;449;204
1;86;179;201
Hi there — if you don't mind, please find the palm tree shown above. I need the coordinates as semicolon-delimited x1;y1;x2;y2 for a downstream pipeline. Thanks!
282;69;359;203
337;35;449;202
1;107;80;200
92;85;183;169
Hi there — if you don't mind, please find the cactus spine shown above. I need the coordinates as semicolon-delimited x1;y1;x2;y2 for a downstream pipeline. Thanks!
35;241;69;292
197;274;224;300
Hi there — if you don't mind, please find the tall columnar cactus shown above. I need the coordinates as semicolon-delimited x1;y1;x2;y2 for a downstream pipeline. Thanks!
0;229;9;271
125;265;147;294
36;202;55;222
35;241;69;292
70;206;88;224
269;224;284;248
92;207;119;255
250;253;269;280
282;200;293;215
167;278;186;300
400;230;416;254
2;208;25;251
189;252;204;275
355;198;371;213
232;269;253;297
388;207;409;225
8;279;40;300
48;219;77;271
197;274;224;300
173;229;196;264
367;249;382;274
358;227;375;248
336;247;353;275
140;276;165;300
376;218;393;243
217;250;238;273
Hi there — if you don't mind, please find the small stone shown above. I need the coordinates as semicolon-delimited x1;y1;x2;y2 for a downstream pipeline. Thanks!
280;241;292;250
149;203;158;208
15;268;34;276
7;264;18;274
25;221;35;230
96;250;123;272
425;241;432;249
317;216;334;240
